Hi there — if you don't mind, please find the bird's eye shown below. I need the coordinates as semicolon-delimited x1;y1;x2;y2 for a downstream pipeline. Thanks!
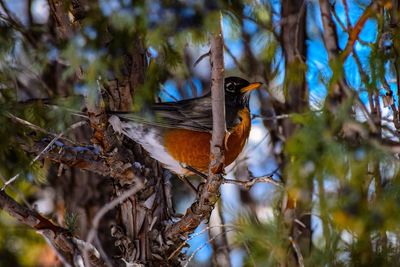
226;82;235;93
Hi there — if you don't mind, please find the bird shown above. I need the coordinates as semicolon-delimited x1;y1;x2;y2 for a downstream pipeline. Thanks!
109;77;262;175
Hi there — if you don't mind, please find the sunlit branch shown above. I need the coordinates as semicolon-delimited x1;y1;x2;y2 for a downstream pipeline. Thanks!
340;0;389;61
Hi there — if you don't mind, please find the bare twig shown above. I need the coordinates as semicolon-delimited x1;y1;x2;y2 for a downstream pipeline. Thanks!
183;229;234;267
210;202;232;267
168;224;235;261
193;50;211;67
252;113;293;121
0;175;31;208
342;0;352;30
224;175;283;189
330;3;348;33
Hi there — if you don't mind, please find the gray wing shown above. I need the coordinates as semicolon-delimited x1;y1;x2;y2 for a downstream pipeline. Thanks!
116;93;213;132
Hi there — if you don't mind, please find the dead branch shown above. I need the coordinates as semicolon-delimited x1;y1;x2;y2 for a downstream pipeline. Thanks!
7;112;76;144
210;202;232;267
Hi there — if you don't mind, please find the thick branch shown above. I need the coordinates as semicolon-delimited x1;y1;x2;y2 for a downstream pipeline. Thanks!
21;138;135;181
209;20;226;174
166;14;225;241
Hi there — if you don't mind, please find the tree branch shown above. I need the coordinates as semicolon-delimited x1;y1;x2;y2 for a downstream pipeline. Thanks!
0;190;106;267
223;175;283;189
319;0;341;59
20;137;136;181
166;13;225;243
340;1;388;61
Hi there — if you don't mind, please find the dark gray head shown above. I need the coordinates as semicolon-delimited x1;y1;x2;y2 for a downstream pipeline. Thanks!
224;76;262;109
223;76;262;128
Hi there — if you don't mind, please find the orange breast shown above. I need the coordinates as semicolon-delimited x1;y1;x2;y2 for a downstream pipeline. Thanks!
163;108;251;173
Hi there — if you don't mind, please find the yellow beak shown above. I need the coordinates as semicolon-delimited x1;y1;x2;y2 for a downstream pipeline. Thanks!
240;82;262;93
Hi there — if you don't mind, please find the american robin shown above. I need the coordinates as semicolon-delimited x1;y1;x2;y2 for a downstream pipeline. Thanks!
109;77;262;175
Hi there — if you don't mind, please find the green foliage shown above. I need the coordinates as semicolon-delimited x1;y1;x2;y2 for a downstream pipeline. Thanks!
235;213;289;266
64;211;79;234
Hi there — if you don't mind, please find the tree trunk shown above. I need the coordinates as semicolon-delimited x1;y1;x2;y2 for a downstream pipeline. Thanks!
280;1;311;266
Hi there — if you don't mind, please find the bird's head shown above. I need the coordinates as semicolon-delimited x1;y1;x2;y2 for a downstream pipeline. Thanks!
224;76;262;109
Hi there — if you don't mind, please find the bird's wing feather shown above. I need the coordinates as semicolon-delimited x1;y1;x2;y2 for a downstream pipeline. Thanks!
116;94;214;132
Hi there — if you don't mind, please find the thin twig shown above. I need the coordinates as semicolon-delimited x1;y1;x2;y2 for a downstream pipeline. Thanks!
252;113;292;121
94;235;113;267
330;3;348;33
168;224;235;261
342;0;352;29
223;175;283;189
193;50;211;67
183;230;234;267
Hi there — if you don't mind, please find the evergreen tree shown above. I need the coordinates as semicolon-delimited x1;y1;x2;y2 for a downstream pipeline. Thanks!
0;0;399;266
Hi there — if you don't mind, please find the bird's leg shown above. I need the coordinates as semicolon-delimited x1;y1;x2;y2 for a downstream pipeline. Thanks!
180;163;208;180
177;175;198;194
